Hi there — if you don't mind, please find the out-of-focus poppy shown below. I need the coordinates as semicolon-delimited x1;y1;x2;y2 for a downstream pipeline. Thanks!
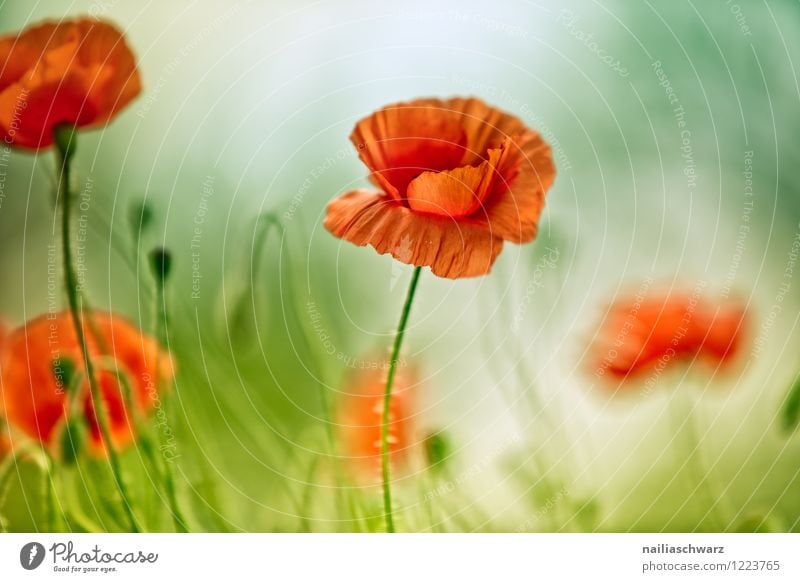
337;360;417;481
0;18;141;150
0;311;172;452
325;97;556;278
590;288;747;384
0;426;9;460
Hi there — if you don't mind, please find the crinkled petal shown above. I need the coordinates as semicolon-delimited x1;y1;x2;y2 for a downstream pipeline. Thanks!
443;96;530;165
350;99;468;198
0;18;141;149
324;189;503;279
0;311;171;451
406;146;504;217
479;130;555;243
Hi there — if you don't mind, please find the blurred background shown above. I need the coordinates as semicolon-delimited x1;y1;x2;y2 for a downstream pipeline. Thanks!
1;0;799;532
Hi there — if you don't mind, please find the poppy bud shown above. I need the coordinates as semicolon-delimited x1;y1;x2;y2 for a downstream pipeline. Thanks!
149;247;173;285
129;199;154;240
60;418;86;465
781;373;800;433
52;357;77;395
424;431;451;472
53;124;77;162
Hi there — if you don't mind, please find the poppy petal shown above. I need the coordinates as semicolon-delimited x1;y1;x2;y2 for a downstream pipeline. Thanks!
0;18;141;149
481;132;555;243
589;289;748;384
406;145;504;217
0;312;171;451
324;189;503;278
350;99;468;198
444;97;530;165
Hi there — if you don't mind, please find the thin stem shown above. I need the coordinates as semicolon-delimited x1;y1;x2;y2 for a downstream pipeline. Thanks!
381;266;422;533
152;271;189;532
44;453;60;531
45;452;70;532
55;126;142;532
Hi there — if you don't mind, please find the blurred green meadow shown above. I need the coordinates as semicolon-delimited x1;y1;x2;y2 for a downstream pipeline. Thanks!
1;0;800;532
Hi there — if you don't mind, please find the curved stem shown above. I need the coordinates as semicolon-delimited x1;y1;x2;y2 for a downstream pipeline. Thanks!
55;126;142;532
381;266;422;533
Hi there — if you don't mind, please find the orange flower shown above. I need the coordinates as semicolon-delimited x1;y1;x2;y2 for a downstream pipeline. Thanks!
337;361;417;481
0;18;141;150
0;423;9;460
590;288;747;383
0;311;172;452
325;97;556;278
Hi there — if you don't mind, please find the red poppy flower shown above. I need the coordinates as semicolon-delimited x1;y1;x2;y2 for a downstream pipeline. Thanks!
337;362;417;481
0;18;141;150
590;288;747;383
0;426;9;460
324;97;556;278
0;311;172;452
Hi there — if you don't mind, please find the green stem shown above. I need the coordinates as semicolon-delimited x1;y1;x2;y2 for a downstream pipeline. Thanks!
152;275;189;532
44;453;60;531
381;266;422;533
46;453;70;532
55;125;141;533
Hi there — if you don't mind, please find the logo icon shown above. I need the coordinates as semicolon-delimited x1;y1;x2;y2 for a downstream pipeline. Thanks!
20;542;45;570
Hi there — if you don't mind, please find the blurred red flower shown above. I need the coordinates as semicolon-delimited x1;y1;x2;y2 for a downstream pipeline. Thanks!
0;426;9;461
325;97;556;278
0;311;172;453
0;18;141;149
590;288;747;384
337;361;417;481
